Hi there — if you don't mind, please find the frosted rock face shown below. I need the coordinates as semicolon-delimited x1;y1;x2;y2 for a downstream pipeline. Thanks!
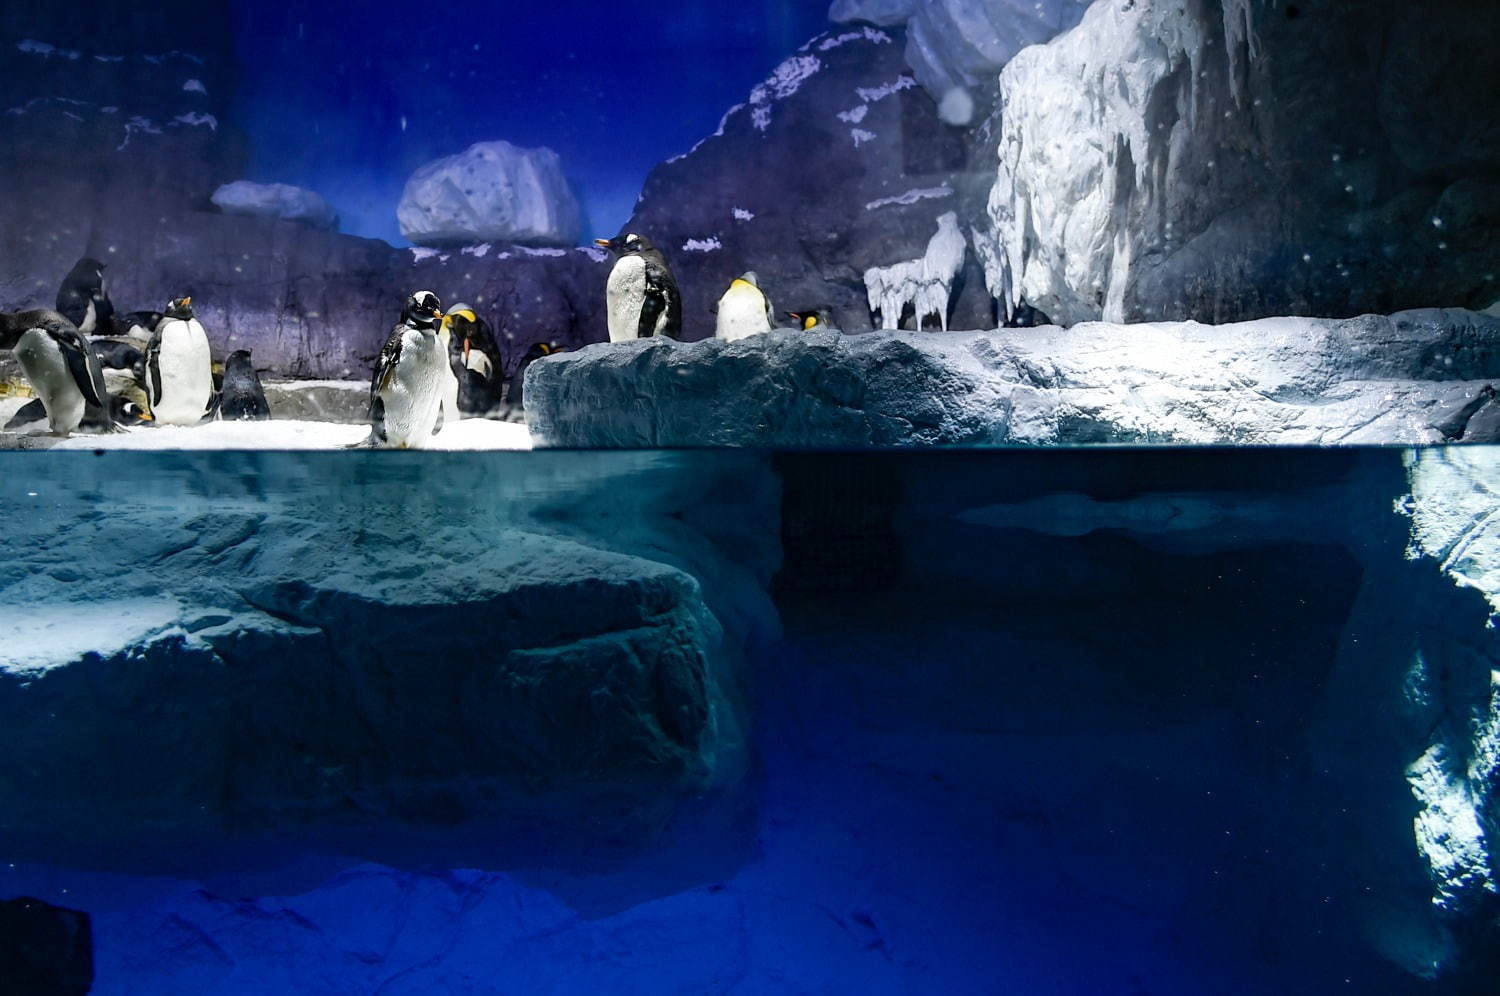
982;0;1500;325
398;141;581;248
0;451;778;871
864;211;967;330
1402;448;1500;916
210;180;338;230
525;308;1500;448
832;0;1089;100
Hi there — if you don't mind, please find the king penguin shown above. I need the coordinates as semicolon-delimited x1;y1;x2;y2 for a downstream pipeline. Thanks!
7;309;114;435
594;233;682;341
507;341;561;416
713;272;774;342
55;257;114;335
443;303;504;415
786;309;833;332
145;296;215;425
364;290;448;449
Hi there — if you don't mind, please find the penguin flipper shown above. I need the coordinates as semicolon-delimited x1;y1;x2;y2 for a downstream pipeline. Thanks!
59;330;110;410
4;398;46;430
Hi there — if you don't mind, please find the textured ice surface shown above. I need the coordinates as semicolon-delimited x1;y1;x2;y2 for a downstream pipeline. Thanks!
863;211;966;330
210;181;337;230
526;309;1500;447
398;140;582;248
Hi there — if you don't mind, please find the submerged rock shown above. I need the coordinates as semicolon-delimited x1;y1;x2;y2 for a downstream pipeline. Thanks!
398;141;582;249
211;181;338;230
525;308;1500;447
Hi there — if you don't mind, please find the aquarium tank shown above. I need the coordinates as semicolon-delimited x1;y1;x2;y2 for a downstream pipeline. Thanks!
2;1;1499;992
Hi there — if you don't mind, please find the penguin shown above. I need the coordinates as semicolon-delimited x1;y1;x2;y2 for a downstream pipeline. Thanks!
145;296;215;426
110;394;153;427
506;341;562;416
90;338;143;371
362;290;448;449
435;314;463;430
786;309;833;332
55;257;114;335
593;233;682;341
4;391;150;430
6;309;114;435
112;310;165;341
219;349;271;420
713;272;774;341
443;304;504;415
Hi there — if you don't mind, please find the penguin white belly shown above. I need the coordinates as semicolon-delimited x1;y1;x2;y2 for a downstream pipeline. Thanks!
715;289;772;342
380;329;445;448
153;319;213;425
606;255;647;342
14;329;85;434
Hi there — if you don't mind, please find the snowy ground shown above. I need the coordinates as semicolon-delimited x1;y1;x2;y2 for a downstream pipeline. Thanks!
0;410;533;450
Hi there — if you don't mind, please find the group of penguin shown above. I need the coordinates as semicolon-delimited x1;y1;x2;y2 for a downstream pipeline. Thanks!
0;258;268;436
1;232;821;445
595;232;829;342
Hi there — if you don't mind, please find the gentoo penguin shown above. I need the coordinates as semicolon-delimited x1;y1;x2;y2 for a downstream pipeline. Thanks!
364;290;448;449
713;272;774;341
7;309;114;435
444;304;504;415
594;233;682;341
145;296;215;425
219;350;271;420
55;257;114;335
507;341;561;415
786;309;832;332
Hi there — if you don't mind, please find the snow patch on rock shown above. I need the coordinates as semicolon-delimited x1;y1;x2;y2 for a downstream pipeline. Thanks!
817;26;893;50
863;212;966;329
182;79;207;95
211;181;338;230
732;207;755;222
398;140;582;248
855;75;916;103
749;55;822;132
18;39;81;60
172;112;217;130
683;237;723;253
865;185;953;211
850;128;877;148
837;104;869;125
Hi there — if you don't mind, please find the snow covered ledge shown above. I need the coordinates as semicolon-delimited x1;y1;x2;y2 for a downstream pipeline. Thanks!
524;309;1500;448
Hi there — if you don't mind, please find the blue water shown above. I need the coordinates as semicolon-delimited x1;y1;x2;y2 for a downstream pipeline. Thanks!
1;447;1494;993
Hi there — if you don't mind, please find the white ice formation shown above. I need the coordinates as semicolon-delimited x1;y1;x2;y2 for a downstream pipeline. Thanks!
398;140;582;248
830;0;1089;103
863;211;966;330
211;181;339;231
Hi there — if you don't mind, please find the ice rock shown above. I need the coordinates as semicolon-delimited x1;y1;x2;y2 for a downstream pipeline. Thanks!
210;180;338;230
398;140;582;248
832;0;1090;101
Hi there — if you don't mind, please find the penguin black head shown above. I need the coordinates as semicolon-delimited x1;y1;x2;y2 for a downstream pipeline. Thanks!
402;290;444;330
522;341;561;363
66;257;107;287
594;233;654;256
443;302;485;361
164;296;194;320
110;394;153;426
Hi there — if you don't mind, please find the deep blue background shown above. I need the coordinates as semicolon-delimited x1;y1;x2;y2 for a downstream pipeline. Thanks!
230;1;832;245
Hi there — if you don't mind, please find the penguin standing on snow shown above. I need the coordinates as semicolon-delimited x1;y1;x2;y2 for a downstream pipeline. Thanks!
6;309;114;435
594;233;682;341
145;296;215;425
443;304;504;415
55;257;114;335
713;272;774;342
364;290;448;449
219;350;271;420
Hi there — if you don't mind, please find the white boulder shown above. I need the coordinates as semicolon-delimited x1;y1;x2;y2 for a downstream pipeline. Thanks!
398;140;582;248
210;181;338;230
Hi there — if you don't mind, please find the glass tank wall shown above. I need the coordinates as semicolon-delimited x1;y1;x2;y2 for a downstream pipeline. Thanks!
2;1;1498;992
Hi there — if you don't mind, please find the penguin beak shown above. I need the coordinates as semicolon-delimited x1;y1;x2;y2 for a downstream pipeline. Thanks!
462;337;471;364
139;411;153;422
593;238;613;249
181;297;191;308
